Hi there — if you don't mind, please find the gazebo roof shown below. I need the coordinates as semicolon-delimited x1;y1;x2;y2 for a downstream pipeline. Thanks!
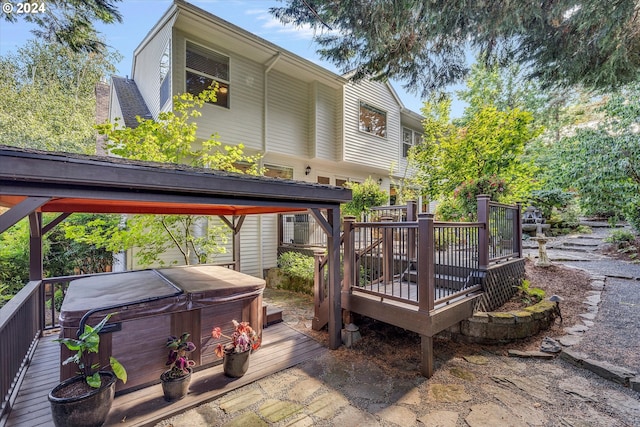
0;145;351;219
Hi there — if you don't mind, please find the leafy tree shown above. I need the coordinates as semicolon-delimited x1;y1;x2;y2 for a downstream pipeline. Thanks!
271;0;640;94
341;178;388;220
0;219;31;304
92;88;263;266
0;39;120;153
536;83;640;223
2;0;122;54
410;97;540;203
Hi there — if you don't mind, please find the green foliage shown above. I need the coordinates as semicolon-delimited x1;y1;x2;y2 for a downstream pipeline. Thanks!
515;279;545;306
455;176;508;221
604;229;636;246
55;313;127;388
0;219;30;298
277;252;314;282
97;88;263;172
535;83;640;219
341;177;388;219
411;96;539;204
3;0;123;54
94;88;263;266
271;0;640;94
0;40;120;153
527;190;574;219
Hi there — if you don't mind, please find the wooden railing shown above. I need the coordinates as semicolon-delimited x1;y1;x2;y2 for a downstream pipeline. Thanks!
313;196;521;328
341;215;485;309
0;280;41;421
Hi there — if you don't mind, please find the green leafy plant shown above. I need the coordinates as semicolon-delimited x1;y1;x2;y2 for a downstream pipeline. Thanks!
164;333;196;380
55;313;127;388
277;252;314;282
341;177;388;220
515;280;546;305
604;229;636;247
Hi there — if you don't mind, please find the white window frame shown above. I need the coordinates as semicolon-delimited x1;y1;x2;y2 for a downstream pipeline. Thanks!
402;127;422;157
359;101;387;138
185;40;230;108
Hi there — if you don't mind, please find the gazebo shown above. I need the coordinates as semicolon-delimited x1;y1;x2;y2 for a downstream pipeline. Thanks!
0;145;351;424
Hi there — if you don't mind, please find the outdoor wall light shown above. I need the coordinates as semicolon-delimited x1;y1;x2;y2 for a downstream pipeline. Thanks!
305;165;311;175
378;178;383;185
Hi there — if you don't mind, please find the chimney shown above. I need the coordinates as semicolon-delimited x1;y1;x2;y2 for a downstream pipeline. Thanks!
95;80;110;156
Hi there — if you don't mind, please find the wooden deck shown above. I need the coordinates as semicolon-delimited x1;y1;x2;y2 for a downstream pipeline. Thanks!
4;323;326;427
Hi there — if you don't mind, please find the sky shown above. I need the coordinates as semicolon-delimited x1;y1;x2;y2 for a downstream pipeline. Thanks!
0;0;465;116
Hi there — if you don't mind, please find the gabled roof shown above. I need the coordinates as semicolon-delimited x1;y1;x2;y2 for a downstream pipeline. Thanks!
132;0;347;88
111;76;152;128
0;145;351;230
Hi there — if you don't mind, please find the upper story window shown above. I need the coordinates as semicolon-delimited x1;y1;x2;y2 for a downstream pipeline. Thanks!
359;102;386;138
159;42;171;108
185;41;229;108
402;127;422;157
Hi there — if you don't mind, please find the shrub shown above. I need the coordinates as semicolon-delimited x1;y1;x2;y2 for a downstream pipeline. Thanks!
604;229;636;248
527;189;574;219
515;279;545;305
277;252;314;282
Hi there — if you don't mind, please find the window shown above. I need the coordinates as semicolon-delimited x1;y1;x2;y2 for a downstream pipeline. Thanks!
265;164;293;179
317;176;330;185
359;102;386;137
402;127;422;157
159;42;171;108
185;41;229;108
335;178;347;187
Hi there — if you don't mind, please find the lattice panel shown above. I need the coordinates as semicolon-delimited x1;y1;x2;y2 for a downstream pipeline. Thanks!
475;258;525;312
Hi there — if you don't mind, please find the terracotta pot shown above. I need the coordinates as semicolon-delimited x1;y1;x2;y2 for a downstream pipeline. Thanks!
48;371;116;427
223;349;251;378
160;369;192;402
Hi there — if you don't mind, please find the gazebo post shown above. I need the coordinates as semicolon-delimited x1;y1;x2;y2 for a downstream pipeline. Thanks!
327;207;342;349
28;212;43;281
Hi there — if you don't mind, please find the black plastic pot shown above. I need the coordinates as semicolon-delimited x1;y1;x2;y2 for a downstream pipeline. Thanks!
160;369;192;402
48;371;116;427
223;349;251;378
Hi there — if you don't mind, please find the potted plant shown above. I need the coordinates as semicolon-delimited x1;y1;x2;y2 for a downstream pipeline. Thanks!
48;313;127;427
161;333;196;401
211;320;261;378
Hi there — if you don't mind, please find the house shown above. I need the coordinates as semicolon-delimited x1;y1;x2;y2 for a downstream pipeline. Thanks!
105;0;424;276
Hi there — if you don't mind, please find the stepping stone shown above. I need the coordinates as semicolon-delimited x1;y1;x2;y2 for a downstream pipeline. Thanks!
564;325;589;335
558;335;582;346
463;355;489;365
540;337;562;353
508;350;555;359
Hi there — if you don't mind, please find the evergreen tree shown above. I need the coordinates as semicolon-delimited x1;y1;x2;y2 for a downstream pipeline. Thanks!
2;0;122;54
272;0;640;94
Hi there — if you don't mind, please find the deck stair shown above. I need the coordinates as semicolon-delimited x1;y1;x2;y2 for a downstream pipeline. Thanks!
402;260;484;292
262;304;283;328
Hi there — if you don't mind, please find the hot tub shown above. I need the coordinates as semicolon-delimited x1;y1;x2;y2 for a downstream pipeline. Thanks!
58;265;265;393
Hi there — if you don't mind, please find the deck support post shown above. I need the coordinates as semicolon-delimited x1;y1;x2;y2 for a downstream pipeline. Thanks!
417;213;435;312
381;216;393;284
420;334;434;377
477;195;490;271
515;202;523;257
407;200;417;261
327;207;342;349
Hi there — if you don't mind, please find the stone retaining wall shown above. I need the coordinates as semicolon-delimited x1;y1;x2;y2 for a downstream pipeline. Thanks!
450;300;559;344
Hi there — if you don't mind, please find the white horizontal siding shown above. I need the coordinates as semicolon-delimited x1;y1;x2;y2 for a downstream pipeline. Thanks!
343;80;401;172
173;30;264;151
314;83;339;161
133;17;175;119
266;70;309;157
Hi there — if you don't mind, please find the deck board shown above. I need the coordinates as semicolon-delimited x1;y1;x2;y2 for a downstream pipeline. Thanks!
4;322;326;427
